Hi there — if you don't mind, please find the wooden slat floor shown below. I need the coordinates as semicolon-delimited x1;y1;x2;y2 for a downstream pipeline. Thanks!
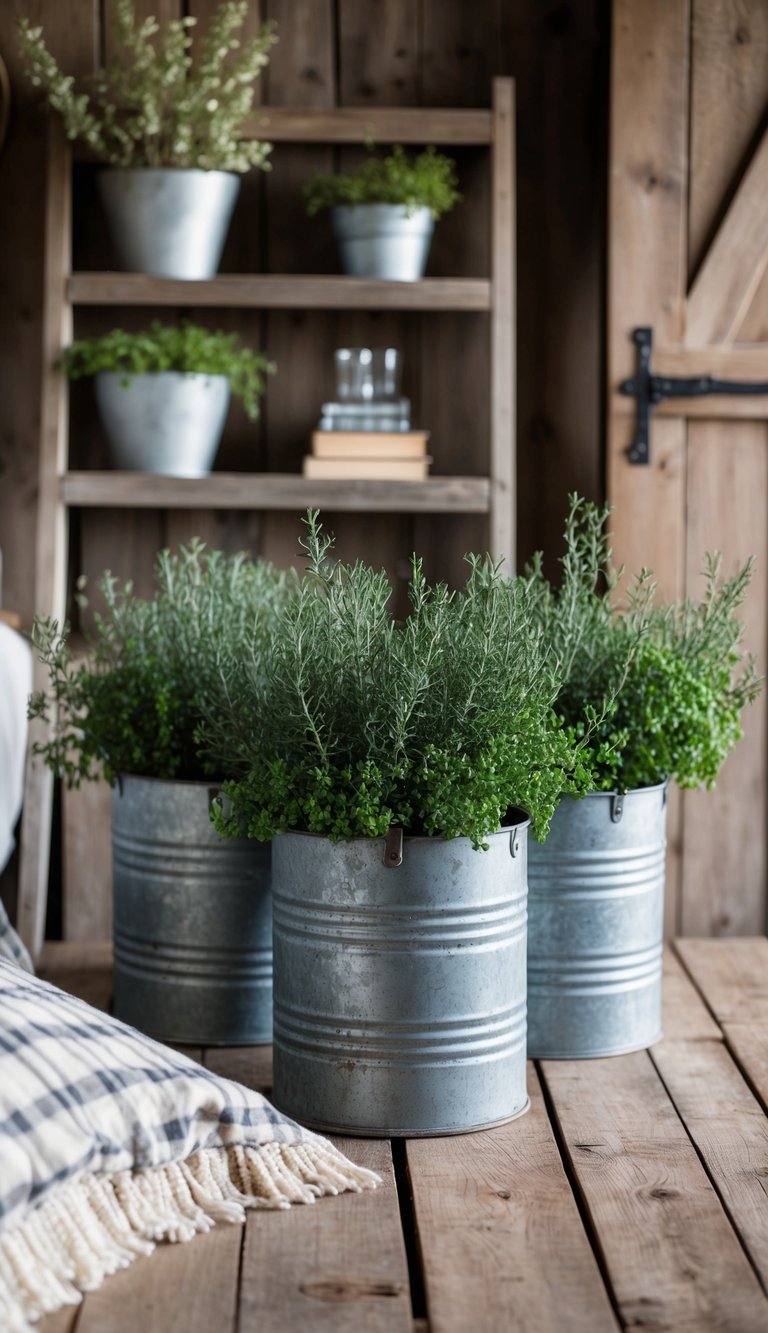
35;938;768;1333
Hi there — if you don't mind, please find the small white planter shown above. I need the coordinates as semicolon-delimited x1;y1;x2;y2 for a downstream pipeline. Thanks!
331;204;435;281
95;371;230;476
98;168;240;279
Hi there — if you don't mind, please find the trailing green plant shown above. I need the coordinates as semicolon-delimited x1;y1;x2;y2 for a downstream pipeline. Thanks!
303;145;461;219
17;0;276;172
59;321;275;420
29;541;295;786
206;512;593;849
526;494;762;793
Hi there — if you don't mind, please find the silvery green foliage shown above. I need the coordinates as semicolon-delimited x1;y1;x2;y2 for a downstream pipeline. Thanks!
29;542;296;785
18;0;276;172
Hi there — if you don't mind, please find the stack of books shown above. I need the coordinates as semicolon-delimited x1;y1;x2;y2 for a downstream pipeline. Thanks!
303;429;432;480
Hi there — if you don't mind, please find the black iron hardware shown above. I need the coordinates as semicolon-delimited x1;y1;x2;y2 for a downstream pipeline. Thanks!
619;327;768;464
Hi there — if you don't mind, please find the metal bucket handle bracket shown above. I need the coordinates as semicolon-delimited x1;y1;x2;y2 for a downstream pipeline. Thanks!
383;826;403;868
510;829;521;857
611;792;624;824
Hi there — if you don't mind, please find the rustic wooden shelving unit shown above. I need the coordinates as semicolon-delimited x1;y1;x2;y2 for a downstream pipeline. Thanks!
19;79;516;954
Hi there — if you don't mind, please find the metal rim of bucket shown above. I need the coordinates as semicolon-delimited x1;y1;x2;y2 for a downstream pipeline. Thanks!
275;1097;533;1140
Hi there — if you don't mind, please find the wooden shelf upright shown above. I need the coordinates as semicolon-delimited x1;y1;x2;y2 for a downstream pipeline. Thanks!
18;80;516;955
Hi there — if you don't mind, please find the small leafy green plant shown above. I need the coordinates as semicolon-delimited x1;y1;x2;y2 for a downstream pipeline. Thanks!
17;0;276;172
206;512;593;850
29;542;295;786
304;145;461;219
60;321;275;420
526;495;762;793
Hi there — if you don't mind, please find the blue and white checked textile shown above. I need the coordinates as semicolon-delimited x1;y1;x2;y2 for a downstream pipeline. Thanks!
0;902;33;974
0;958;378;1330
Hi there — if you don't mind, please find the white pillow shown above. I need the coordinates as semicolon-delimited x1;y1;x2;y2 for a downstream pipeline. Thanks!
0;901;33;974
0;959;378;1331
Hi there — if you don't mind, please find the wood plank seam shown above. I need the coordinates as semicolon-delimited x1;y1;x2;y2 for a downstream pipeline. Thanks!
647;1040;768;1298
672;940;768;1117
533;1059;623;1328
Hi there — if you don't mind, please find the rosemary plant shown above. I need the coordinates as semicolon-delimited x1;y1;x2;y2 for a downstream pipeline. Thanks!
526;494;762;793
208;512;592;849
30;542;295;786
18;0;276;172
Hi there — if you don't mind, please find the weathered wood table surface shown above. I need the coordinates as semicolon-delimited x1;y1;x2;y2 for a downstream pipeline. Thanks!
37;937;768;1333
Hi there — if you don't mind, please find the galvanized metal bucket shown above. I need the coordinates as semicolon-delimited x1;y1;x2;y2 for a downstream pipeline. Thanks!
96;371;230;476
331;204;435;281
527;784;668;1059
112;776;272;1046
98;168;240;278
271;814;530;1136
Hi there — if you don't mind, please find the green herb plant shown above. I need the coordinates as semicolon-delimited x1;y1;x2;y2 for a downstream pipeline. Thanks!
60;321;275;420
526;494;762;792
29;541;295;787
207;511;593;850
304;145;461;219
18;0;276;172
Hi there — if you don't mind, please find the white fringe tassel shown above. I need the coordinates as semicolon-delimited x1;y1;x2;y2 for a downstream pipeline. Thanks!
0;1141;380;1331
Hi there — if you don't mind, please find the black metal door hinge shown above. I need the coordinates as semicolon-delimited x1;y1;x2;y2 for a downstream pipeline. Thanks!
619;327;768;464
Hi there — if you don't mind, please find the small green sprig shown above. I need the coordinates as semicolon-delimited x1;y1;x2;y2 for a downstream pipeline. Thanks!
18;0;276;172
304;145;461;219
29;542;295;786
59;321;275;420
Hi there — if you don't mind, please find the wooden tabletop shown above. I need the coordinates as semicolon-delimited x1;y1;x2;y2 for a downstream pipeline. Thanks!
37;937;768;1333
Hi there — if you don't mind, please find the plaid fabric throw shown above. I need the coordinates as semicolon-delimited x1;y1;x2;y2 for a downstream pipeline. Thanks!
0;958;379;1331
0;902;33;974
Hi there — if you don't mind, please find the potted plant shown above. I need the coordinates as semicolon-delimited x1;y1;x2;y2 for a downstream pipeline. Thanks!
18;0;277;278
29;541;295;1045
524;495;761;1059
60;320;275;476
207;512;592;1135
303;145;461;281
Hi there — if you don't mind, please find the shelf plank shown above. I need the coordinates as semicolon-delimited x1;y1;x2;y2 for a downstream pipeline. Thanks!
244;105;493;145
68;273;492;311
61;472;492;513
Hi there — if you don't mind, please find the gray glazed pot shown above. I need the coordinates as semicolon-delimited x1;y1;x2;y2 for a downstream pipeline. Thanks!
527;785;668;1059
95;371;230;476
271;814;530;1137
98;168;240;278
331;204;435;280
112;776;272;1046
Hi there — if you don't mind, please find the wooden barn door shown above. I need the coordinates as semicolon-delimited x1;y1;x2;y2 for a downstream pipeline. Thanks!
608;0;768;937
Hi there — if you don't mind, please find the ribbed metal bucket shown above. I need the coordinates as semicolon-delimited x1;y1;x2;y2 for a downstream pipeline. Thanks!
112;776;272;1045
98;168;240;278
272;814;530;1136
527;785;668;1059
331;204;434;280
96;372;230;476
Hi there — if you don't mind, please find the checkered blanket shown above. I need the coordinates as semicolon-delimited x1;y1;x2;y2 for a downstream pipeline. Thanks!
0;958;379;1331
0;901;32;974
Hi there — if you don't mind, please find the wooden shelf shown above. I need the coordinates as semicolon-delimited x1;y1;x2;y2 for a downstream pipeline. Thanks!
60;472;492;513
68;273;492;311
244;105;493;145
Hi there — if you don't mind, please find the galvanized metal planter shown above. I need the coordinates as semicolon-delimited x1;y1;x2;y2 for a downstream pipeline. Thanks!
96;371;230;476
271;815;530;1136
331;204;434;281
527;784;668;1059
98;168;240;279
112;776;272;1046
